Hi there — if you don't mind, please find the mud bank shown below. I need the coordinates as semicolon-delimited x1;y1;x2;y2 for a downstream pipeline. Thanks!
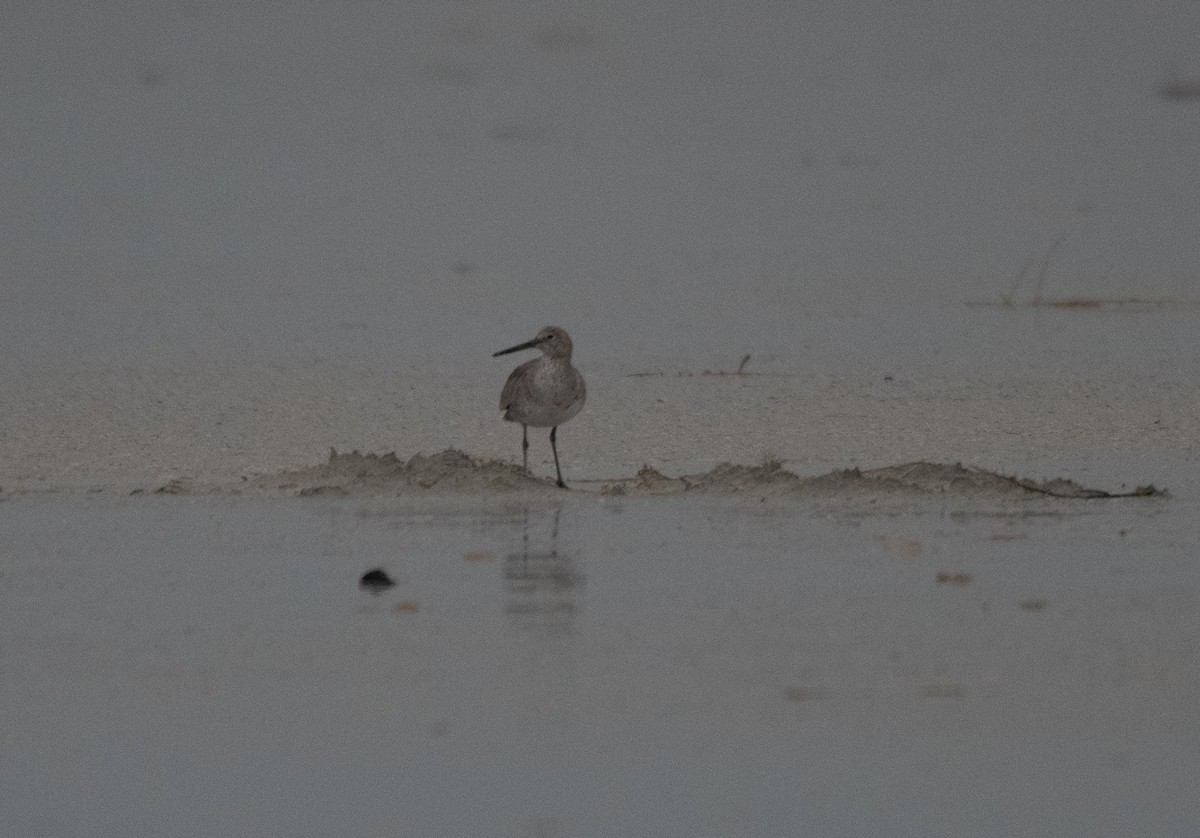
153;449;1163;502
155;449;559;497
617;459;1162;500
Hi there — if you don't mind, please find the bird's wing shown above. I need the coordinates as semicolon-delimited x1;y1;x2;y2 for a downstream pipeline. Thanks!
499;358;538;412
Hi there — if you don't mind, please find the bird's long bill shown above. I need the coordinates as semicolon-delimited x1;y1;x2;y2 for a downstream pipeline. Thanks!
492;337;540;357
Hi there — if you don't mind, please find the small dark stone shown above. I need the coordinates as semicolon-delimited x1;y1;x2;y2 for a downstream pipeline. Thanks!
359;568;396;593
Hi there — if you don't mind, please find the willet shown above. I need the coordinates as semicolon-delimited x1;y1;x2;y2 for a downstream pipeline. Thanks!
492;326;586;488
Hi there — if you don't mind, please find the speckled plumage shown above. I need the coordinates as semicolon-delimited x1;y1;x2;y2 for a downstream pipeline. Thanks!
500;356;586;427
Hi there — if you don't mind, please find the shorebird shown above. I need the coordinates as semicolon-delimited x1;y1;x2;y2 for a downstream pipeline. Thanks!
492;326;586;488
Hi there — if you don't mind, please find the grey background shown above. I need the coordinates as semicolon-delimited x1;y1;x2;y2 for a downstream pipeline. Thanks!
5;2;1199;371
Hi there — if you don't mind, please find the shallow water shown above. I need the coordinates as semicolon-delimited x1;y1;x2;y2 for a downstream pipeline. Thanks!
3;495;1197;837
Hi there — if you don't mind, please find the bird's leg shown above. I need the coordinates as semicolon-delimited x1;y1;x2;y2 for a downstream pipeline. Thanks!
521;425;529;471
550;426;566;489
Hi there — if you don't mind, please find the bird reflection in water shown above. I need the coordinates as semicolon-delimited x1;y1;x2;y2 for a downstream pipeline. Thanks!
504;506;582;633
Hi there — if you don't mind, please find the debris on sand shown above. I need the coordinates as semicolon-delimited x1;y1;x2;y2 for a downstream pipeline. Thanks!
686;458;802;492
620;465;687;495
609;459;803;496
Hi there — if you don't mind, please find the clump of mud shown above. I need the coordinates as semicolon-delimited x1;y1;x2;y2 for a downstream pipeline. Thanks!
606;459;1162;500
798;461;1158;500
248;448;560;497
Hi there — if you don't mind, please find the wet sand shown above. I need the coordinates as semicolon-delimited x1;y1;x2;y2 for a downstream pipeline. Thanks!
1;361;1194;498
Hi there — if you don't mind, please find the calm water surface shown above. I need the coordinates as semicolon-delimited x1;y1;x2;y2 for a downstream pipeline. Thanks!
2;495;1197;837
